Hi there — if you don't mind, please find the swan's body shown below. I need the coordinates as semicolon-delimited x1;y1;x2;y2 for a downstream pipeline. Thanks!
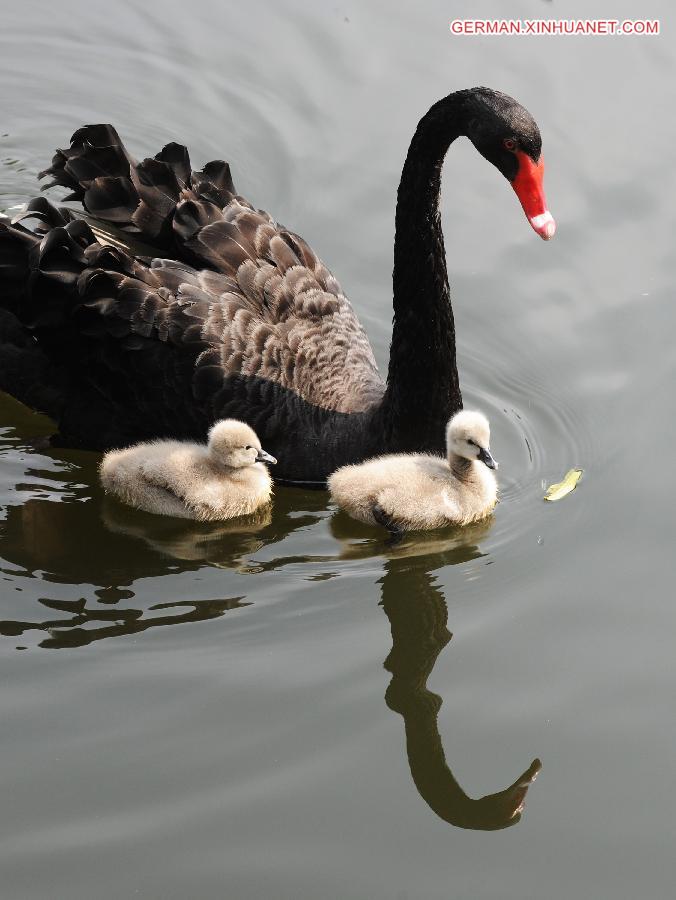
328;411;497;532
0;88;553;483
100;419;275;521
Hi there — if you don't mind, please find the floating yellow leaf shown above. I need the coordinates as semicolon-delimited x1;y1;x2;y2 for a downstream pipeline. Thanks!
544;468;583;502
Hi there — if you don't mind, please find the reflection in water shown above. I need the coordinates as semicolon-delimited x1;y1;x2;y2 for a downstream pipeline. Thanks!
1;594;248;650
0;489;277;647
379;543;541;830
0;463;332;645
0;469;326;580
330;511;495;561
0;439;540;827
1;494;267;582
101;497;273;570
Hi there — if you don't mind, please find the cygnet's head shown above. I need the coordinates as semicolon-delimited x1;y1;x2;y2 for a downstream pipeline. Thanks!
207;420;277;469
446;410;498;470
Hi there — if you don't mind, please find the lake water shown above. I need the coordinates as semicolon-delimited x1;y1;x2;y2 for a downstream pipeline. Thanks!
1;1;675;897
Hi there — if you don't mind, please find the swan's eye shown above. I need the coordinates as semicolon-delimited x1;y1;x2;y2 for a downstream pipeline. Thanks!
467;438;476;446
503;138;516;151
245;445;253;450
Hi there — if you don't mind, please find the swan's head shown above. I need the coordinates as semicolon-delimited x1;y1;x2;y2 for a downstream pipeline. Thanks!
207;419;277;469
446;410;497;470
464;88;555;241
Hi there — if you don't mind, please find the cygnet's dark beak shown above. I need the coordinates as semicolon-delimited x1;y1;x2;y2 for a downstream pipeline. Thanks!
255;449;277;465
478;447;498;470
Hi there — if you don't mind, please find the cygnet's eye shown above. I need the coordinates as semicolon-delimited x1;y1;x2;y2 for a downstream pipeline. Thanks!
245;445;253;450
467;438;476;447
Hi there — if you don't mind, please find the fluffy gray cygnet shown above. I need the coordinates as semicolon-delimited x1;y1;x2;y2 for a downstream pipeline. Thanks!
100;419;276;521
328;410;497;534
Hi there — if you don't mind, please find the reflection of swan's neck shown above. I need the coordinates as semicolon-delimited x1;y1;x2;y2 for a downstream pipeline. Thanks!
381;560;540;830
383;92;468;451
383;576;470;824
385;678;469;820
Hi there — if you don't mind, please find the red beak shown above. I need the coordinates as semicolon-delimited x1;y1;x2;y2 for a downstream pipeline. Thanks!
511;151;556;240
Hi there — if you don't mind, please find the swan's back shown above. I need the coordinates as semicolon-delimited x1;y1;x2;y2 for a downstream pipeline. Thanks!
42;125;383;413
329;453;449;496
99;440;203;519
329;453;451;526
0;125;384;463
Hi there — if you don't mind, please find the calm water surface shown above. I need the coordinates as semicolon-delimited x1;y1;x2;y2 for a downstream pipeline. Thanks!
1;1;676;897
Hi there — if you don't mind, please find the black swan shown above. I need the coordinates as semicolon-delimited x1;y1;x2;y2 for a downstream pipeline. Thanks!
0;87;554;485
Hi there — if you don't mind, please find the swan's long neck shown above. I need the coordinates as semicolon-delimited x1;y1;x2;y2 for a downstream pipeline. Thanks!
381;92;469;452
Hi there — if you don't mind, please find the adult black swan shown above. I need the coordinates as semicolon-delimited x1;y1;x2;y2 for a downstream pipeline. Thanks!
0;87;554;485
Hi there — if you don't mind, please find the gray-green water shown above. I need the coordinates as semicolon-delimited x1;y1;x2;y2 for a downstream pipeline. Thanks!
2;1;675;897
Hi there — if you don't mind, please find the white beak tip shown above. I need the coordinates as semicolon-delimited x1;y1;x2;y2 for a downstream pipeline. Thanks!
529;211;556;241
